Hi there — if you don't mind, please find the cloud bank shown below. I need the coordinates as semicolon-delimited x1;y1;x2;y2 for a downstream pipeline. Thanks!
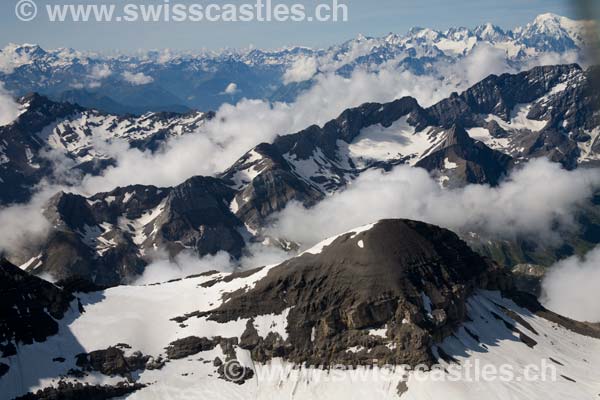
268;159;600;248
541;246;600;323
134;243;291;285
283;56;318;84
69;61;473;195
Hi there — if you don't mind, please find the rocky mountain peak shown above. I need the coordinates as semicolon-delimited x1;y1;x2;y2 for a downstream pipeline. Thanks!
201;219;507;366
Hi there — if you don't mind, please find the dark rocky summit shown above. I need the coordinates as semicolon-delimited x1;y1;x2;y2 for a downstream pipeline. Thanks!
195;219;511;367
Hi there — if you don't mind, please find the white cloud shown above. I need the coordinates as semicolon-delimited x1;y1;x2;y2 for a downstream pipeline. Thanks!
122;71;154;85
73;65;455;195
0;186;56;258
268;159;600;249
0;83;20;127
0;54;15;74
76;99;298;193
134;251;233;285
455;43;511;84
89;64;112;80
541;246;600;322
133;243;291;285
223;82;239;94
283;57;319;84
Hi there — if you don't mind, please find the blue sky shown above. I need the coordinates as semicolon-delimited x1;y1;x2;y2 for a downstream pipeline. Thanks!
0;0;588;52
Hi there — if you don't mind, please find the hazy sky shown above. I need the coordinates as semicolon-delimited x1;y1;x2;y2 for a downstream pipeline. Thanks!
0;0;584;52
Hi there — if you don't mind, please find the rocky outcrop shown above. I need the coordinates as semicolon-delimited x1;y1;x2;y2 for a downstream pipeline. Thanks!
221;143;325;228
74;345;162;378
14;381;145;400
164;336;236;360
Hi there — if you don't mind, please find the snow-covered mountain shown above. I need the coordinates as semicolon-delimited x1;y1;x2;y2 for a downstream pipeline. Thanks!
0;93;212;205
0;13;596;113
2;220;599;399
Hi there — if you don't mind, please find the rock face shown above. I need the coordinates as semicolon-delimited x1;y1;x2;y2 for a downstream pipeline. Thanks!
0;259;74;355
511;264;546;296
415;124;513;186
165;336;221;360
203;220;509;366
23;176;246;285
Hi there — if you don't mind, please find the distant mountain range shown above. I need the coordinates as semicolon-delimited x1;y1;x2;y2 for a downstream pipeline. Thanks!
0;13;597;113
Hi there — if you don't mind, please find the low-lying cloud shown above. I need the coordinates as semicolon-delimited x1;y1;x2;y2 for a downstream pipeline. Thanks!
283;56;319;84
268;159;600;248
133;243;291;285
0;186;56;258
541;246;600;323
122;71;154;85
68;63;474;195
0;83;20;126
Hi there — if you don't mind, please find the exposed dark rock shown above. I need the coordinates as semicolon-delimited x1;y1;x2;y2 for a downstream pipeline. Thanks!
14;381;145;400
165;336;237;360
503;290;600;340
0;362;9;377
0;94;84;205
0;259;75;347
415;124;513;186
510;264;546;296
75;346;160;378
0;342;17;357
221;143;325;228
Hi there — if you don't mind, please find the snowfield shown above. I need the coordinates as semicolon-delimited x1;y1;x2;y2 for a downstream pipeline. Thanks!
2;265;599;400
